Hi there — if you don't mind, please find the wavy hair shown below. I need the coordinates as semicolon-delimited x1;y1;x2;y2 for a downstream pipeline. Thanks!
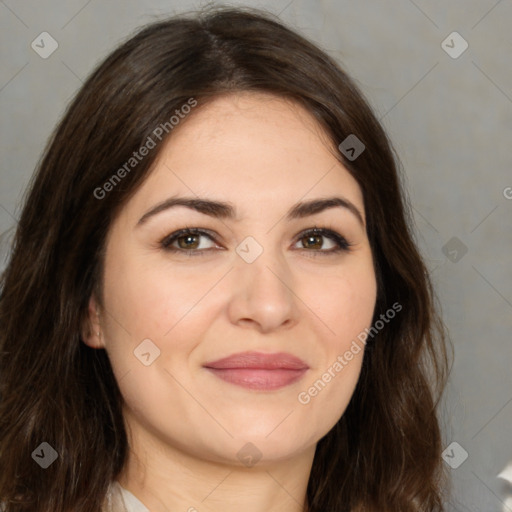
0;6;451;511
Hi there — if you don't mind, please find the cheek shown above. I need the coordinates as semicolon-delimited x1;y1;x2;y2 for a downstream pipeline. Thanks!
295;260;376;422
307;260;377;345
102;245;213;340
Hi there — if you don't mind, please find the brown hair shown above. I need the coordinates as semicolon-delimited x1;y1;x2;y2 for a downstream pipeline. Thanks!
0;6;451;511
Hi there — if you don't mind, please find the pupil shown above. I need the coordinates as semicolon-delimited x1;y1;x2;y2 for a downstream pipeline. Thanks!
305;235;321;249
179;235;198;249
176;234;324;250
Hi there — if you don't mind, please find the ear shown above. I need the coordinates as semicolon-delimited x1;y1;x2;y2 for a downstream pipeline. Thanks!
80;294;104;349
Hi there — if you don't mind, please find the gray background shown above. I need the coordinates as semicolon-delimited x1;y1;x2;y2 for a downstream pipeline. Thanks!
1;0;511;510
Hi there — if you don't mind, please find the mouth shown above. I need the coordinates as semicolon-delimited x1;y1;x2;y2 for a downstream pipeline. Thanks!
202;351;309;391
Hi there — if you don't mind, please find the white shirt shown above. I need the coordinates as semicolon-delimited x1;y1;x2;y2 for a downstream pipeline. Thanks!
498;463;512;512
104;481;150;512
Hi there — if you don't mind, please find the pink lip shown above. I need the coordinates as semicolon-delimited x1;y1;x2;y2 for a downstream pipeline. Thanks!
203;351;309;391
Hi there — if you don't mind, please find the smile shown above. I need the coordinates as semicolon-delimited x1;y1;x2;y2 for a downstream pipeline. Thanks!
203;351;309;391
205;367;308;390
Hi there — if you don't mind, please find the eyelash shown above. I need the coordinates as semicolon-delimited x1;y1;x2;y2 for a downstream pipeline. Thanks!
159;226;353;258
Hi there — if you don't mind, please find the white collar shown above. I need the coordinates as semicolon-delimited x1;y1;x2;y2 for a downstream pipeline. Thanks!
106;481;150;512
498;463;512;512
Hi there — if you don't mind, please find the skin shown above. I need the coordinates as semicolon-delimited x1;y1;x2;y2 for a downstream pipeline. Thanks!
82;92;377;512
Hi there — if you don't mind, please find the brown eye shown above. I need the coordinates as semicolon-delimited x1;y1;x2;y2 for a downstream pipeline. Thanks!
294;228;352;255
301;234;328;250
161;228;218;256
176;234;201;250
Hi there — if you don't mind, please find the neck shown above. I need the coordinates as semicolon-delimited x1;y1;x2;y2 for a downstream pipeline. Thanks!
117;423;315;512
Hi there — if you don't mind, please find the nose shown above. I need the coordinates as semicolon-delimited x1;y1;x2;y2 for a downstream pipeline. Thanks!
226;242;298;334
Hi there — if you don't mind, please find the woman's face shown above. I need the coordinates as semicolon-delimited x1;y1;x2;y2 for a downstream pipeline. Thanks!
84;92;377;467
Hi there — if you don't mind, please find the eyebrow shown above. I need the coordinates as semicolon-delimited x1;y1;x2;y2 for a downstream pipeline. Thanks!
136;195;365;228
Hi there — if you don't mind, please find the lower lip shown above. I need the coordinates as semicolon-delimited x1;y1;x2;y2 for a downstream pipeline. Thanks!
205;368;308;390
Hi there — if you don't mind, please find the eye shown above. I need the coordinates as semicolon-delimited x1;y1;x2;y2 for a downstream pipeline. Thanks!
160;226;353;257
160;227;219;256
293;227;352;256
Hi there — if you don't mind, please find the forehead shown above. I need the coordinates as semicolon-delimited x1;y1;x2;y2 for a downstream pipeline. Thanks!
124;92;364;222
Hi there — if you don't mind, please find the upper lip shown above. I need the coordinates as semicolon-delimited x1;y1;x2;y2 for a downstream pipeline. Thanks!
203;351;309;370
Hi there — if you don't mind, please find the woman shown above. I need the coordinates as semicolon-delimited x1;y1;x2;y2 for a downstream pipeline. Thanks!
0;6;451;511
